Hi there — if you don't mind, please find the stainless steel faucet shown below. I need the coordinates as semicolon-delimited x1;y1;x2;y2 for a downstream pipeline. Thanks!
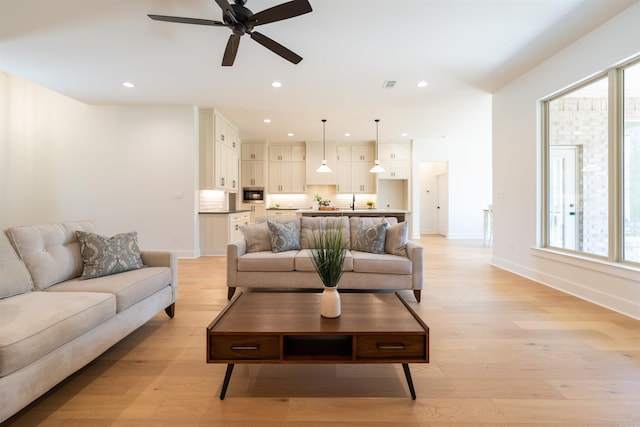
351;194;355;210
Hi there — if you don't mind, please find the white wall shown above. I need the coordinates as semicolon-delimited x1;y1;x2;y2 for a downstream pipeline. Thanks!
492;2;640;319
1;72;199;257
410;91;493;239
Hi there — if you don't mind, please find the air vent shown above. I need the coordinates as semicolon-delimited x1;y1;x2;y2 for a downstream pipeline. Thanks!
383;80;397;88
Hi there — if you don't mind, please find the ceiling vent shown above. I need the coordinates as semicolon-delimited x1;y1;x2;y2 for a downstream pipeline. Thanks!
382;80;397;88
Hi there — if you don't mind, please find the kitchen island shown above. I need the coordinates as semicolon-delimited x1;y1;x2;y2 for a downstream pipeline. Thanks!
296;209;409;223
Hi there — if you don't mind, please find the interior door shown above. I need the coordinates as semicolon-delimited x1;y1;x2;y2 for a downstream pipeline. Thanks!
549;146;580;250
436;173;448;236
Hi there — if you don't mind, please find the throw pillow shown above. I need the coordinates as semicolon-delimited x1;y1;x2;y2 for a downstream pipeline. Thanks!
76;231;144;280
267;220;301;253
385;221;409;256
351;221;388;254
241;222;272;253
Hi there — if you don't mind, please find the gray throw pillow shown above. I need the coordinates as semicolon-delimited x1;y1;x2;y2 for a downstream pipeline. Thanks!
385;221;409;256
76;231;144;280
241;222;272;253
352;221;388;254
267;220;301;253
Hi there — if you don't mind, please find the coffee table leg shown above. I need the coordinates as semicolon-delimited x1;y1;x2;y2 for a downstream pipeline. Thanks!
402;363;417;400
220;364;235;400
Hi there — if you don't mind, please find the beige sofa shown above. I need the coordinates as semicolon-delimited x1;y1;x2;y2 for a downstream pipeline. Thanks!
227;216;423;302
0;221;178;423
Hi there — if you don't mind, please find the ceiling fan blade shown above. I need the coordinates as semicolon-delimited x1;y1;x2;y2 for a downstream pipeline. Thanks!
250;31;302;64
214;0;238;24
250;0;312;26
222;34;241;66
148;14;226;26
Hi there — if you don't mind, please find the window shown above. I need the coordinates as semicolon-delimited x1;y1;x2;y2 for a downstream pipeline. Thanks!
623;61;640;263
542;58;640;266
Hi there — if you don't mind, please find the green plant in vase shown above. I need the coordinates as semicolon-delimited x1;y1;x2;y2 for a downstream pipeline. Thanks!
310;219;346;317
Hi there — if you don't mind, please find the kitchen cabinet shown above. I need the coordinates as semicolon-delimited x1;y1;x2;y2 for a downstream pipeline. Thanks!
215;142;238;191
269;144;306;193
200;211;250;256
378;141;410;180
241;142;266;187
266;209;297;217
242;204;267;222
215;114;239;151
241;160;265;187
229;211;250;243
336;143;375;193
199;109;240;192
242;143;266;161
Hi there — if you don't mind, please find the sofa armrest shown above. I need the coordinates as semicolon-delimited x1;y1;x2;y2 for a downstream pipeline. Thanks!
141;250;178;302
226;239;247;288
405;241;423;291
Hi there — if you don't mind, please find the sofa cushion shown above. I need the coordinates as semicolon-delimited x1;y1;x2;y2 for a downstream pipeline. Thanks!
267;220;301;253
351;220;388;254
351;251;413;275
240;222;271;253
6;221;97;290
294;249;354;272
300;216;350;250
76;231;144;280
385;221;409;256
238;250;296;272
0;233;33;299
0;291;115;377
46;267;172;313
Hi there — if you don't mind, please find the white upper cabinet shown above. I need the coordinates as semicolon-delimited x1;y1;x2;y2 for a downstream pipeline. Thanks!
377;141;411;180
336;143;375;193
268;144;306;193
199;109;240;191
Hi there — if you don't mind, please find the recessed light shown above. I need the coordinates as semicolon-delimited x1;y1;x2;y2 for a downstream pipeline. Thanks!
122;82;135;88
344;133;351;137
287;133;294;137
417;81;428;88
272;81;282;88
401;132;408;137
264;119;271;123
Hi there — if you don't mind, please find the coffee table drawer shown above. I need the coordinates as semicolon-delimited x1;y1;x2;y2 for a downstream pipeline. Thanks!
210;335;280;360
356;335;426;359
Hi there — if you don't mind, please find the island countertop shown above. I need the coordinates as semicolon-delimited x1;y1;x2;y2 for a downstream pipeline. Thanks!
296;209;410;222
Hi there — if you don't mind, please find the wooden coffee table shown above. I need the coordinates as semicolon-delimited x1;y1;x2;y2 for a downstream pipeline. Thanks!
206;291;429;399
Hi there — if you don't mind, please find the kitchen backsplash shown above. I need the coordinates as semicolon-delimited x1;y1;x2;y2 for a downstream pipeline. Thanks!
199;190;226;212
200;186;377;212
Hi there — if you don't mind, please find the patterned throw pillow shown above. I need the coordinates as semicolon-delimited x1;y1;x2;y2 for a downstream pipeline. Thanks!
267;220;301;253
352;221;388;254
76;231;144;280
385;221;409;256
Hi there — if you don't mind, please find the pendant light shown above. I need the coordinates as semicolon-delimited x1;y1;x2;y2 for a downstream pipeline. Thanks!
316;119;332;173
369;119;385;173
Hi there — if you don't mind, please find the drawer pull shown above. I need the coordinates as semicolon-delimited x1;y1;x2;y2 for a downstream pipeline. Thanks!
231;345;260;351
377;344;405;350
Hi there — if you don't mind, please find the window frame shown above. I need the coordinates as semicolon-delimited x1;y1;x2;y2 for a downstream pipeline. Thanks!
540;56;640;268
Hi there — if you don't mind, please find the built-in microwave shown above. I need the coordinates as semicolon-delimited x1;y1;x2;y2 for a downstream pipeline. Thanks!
242;187;264;204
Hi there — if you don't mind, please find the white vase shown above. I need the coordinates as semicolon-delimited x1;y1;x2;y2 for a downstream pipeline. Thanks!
321;286;341;318
313;200;319;210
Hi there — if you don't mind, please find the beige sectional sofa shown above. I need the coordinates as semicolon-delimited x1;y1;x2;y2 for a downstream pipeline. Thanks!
0;221;178;423
227;216;423;302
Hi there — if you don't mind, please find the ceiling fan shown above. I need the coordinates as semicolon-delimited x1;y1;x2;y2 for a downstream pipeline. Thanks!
148;0;312;66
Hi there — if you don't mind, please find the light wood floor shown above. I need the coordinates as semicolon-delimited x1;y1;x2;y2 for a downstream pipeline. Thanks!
5;236;640;426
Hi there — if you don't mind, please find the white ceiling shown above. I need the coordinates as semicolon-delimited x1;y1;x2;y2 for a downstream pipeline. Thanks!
1;0;637;142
